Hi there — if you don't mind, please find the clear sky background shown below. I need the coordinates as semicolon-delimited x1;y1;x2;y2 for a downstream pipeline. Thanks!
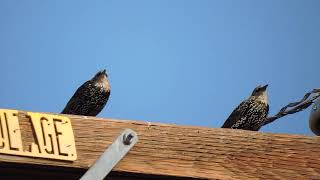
0;1;319;136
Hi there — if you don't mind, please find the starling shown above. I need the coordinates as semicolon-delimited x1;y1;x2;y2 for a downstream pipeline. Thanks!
221;85;269;131
309;98;320;135
61;69;111;116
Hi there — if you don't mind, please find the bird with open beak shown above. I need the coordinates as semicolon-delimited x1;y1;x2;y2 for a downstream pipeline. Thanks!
222;84;269;131
61;69;111;116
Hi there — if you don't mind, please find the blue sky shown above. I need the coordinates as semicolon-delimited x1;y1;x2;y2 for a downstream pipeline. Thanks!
0;1;319;136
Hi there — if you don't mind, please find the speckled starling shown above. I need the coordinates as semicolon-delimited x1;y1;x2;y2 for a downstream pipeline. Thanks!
221;85;269;131
61;69;111;116
309;98;320;135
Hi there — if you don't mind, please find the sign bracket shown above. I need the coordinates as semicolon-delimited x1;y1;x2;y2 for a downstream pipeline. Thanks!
80;128;138;180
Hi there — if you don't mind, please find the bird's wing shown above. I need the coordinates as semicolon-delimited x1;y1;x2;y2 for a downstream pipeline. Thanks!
61;81;92;114
221;100;249;128
86;90;110;116
252;104;269;131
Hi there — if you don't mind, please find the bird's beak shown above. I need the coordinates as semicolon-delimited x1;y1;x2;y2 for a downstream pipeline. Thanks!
261;84;268;90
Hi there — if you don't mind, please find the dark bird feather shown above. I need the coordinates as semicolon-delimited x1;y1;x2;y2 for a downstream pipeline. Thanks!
222;85;269;131
61;70;110;116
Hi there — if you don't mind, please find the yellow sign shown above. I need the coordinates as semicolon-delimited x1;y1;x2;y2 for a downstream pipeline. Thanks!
0;109;77;161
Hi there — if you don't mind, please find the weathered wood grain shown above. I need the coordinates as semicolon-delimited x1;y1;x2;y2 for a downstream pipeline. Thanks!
0;110;319;180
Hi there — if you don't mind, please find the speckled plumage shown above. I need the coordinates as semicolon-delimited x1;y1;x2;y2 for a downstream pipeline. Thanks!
222;85;269;131
61;70;110;116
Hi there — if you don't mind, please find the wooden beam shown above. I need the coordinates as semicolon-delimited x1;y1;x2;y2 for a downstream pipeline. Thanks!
0;110;320;179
